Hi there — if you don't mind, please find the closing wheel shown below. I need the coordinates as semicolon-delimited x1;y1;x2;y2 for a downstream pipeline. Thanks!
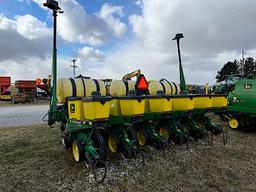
92;131;108;168
121;144;136;159
107;134;120;153
137;129;149;146
126;126;139;146
159;127;170;142
60;126;71;150
173;132;187;145
85;151;97;167
62;136;71;150
189;126;207;140
229;118;239;129
72;140;84;162
152;139;164;150
209;125;222;135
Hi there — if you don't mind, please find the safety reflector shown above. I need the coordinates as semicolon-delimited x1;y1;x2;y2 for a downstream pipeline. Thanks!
136;74;148;90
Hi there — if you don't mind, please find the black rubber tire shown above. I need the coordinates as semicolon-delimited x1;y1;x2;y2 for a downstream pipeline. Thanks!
59;124;71;150
209;126;222;135
190;128;207;140
92;130;108;168
72;140;85;162
62;135;71;150
126;126;139;146
121;144;136;159
152;139;164;150
173;132;187;145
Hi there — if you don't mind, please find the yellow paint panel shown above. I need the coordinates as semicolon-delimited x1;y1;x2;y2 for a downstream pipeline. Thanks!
68;100;84;120
119;99;145;116
146;98;172;112
172;97;194;111
212;96;227;108
83;101;110;120
194;96;213;109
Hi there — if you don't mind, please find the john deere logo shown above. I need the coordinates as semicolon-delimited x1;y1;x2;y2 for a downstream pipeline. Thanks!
70;104;75;113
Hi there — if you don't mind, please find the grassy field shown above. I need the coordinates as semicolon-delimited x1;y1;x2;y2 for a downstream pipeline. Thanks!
0;121;256;192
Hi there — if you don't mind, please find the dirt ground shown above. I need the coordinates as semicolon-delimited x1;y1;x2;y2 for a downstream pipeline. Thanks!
0;120;256;192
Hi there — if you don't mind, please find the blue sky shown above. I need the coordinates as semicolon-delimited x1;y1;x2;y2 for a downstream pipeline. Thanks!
1;0;256;84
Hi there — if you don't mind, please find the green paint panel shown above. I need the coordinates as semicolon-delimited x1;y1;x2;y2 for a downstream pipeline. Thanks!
228;79;256;114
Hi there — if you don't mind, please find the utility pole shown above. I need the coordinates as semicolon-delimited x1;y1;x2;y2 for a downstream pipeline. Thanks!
71;59;78;78
172;33;187;92
241;50;245;77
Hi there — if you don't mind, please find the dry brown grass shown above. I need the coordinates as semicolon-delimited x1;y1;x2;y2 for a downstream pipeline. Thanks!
0;121;256;192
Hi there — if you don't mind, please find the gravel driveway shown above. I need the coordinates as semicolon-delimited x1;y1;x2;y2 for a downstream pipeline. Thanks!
0;104;49;127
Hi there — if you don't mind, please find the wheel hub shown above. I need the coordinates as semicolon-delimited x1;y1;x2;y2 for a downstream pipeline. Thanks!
108;135;118;153
159;127;170;141
72;142;80;162
229;118;239;129
137;130;146;146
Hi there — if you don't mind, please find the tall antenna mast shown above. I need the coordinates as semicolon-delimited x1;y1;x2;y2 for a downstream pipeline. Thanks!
71;59;78;78
172;33;186;92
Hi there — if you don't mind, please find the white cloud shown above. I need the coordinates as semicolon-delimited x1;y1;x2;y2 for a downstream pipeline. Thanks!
30;0;127;46
76;46;105;63
15;14;51;40
0;13;52;81
97;3;127;38
59;0;127;45
0;56;51;80
55;0;106;46
134;0;143;9
0;13;16;30
0;55;77;81
0;14;51;60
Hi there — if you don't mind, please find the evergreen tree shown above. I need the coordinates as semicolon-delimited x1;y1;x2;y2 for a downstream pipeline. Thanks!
215;60;239;82
243;57;256;79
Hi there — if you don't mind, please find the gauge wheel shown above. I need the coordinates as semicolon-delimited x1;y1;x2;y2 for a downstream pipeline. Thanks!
126;126;139;146
137;129;149;146
72;140;84;162
107;134;120;153
159;127;170;142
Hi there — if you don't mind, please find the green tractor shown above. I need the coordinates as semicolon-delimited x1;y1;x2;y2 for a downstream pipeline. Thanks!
227;79;256;131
